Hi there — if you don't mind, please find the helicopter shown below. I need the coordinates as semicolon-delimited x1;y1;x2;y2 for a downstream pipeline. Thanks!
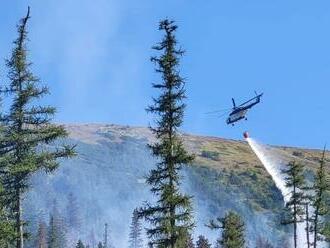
226;92;263;125
206;92;263;126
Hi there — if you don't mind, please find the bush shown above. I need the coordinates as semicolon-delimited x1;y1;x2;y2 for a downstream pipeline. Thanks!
201;150;219;161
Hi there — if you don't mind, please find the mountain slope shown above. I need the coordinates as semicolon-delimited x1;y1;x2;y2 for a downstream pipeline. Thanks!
24;124;327;247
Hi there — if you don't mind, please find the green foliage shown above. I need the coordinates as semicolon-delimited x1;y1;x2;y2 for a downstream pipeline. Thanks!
201;150;219;161
0;183;15;247
139;19;194;247
281;161;306;248
209;211;245;248
321;221;330;242
0;7;75;247
188;165;283;213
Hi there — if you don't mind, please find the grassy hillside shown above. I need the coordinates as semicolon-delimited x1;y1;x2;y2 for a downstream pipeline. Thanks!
24;124;329;247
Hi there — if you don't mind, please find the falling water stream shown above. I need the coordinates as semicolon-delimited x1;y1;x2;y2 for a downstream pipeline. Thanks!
246;137;307;248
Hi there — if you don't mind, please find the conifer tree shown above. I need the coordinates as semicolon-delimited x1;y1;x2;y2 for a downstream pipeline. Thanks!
311;148;330;248
208;211;245;248
0;7;75;248
195;235;210;248
48;203;66;248
76;240;85;248
281;161;306;248
138;19;194;248
129;209;143;248
97;242;104;248
36;221;48;248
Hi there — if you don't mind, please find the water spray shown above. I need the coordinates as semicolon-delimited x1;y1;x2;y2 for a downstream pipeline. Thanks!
243;132;307;247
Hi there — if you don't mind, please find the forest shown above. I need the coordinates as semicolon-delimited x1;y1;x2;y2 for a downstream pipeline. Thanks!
0;6;329;248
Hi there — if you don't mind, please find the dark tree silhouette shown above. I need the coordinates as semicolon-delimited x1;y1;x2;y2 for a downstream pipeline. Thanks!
311;148;330;248
281;161;306;248
129;209;143;248
0;7;75;248
139;19;194;248
76;240;85;248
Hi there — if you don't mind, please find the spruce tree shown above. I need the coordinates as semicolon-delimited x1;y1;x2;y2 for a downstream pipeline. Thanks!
311;148;330;248
129;209;143;248
281;161;306;248
48;203;66;248
0;7;75;248
138;19;194;247
208;211;245;248
195;235;210;248
76;240;85;248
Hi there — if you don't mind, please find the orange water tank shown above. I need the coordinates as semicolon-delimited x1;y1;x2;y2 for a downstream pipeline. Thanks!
243;131;249;139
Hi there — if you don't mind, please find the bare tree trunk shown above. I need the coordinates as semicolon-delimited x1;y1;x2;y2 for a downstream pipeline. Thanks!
294;185;297;248
314;213;318;248
16;188;23;248
306;204;310;248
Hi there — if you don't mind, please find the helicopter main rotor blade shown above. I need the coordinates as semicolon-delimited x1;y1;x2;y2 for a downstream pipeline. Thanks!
205;108;231;115
238;93;263;107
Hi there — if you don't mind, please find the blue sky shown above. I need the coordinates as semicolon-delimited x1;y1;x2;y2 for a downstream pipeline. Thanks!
0;0;330;148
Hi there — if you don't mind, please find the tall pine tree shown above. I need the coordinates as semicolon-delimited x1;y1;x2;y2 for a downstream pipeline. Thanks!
129;209;143;248
311;148;330;247
139;19;194;248
208;211;245;248
281;161;306;248
0;7;75;248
